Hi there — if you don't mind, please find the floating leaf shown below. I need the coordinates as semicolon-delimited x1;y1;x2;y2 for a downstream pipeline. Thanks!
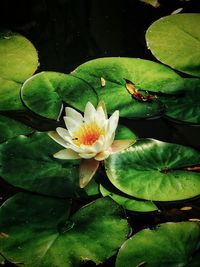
146;14;200;77
139;0;160;8
115;124;137;140
0;32;38;111
0;194;129;267
72;57;185;118
0;115;33;143
105;138;200;201
21;71;98;120
116;222;200;267
0;132;94;198
100;181;158;212
159;78;200;125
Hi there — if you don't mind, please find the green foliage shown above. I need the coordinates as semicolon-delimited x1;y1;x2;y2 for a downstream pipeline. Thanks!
0;194;129;267
71;57;185;118
0;115;33;143
116;222;200;267
21;71;98;120
0;32;38;111
105;139;200;201
146;13;200;77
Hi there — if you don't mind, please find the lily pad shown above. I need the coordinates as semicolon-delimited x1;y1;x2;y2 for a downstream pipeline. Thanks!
159;78;200;125
115;124;137;140
0;194;129;267
146;14;200;77
105;138;200;201
100;181;158;212
0;132;94;198
0;32;38;111
71;57;184;118
0;115;33;143
116;221;200;267
21;71;98;120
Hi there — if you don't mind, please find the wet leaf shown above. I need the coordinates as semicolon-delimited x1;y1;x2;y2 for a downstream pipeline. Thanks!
0;32;38;111
105;138;200;201
146;14;200;77
116;222;200;267
21;71;98;120
72;57;184;118
0;132;95;198
159;78;200;125
0;194;129;267
0;115;33;143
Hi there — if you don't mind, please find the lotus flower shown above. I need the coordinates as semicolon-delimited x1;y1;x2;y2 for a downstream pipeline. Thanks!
48;102;134;188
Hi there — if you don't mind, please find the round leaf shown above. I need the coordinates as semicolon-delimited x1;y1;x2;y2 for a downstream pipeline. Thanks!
0;32;38;111
116;222;200;267
146;14;200;77
100;183;158;212
72;58;184;118
0;115;33;143
0;194;129;267
21;71;98;120
0;132;92;198
105;139;200;201
159;78;200;125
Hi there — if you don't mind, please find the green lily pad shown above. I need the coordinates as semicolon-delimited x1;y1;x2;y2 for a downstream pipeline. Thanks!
21;71;98;120
105;138;200;201
159;78;200;125
100;182;158;212
0;194;129;267
0;115;33;143
0;32;38;111
116;221;200;267
0;132;94;198
115;124;137;140
146;14;200;77
71;57;184;118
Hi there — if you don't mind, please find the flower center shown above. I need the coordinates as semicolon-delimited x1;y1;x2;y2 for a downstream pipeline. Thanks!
73;122;104;146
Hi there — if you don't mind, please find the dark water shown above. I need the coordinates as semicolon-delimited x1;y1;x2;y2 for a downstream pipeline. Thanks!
0;0;200;266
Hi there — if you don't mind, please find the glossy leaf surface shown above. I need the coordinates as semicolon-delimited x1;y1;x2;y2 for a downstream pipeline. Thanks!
105;139;200;201
146;14;200;77
0;194;129;267
116;222;200;267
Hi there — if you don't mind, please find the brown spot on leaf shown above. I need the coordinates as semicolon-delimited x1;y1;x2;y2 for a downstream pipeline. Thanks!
180;206;192;211
136;261;147;267
0;232;9;238
189;218;200;222
100;77;106;87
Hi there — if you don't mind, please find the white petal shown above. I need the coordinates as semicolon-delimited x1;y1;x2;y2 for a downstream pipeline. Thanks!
95;150;111;161
53;148;80;159
103;131;115;150
64;116;81;135
107;110;119;134
79;159;99;188
48;131;69;148
56;127;71;140
65;107;83;123
84;102;96;122
110;140;135;153
97;101;108;119
78;152;97;159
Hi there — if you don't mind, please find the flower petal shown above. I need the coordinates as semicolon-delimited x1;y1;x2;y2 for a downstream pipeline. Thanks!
65;107;83;123
107;110;119;134
95;150;111;161
63;116;81;135
79;159;99;188
78;152;97;159
110;140;135;153
56;127;71;140
84;102;96;122
53;148;80;159
48;131;69;148
97;101;108;119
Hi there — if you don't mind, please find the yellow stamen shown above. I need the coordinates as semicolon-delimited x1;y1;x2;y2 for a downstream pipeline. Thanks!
73;122;104;146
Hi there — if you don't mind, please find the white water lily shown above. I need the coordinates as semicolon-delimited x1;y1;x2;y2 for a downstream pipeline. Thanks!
48;102;134;188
